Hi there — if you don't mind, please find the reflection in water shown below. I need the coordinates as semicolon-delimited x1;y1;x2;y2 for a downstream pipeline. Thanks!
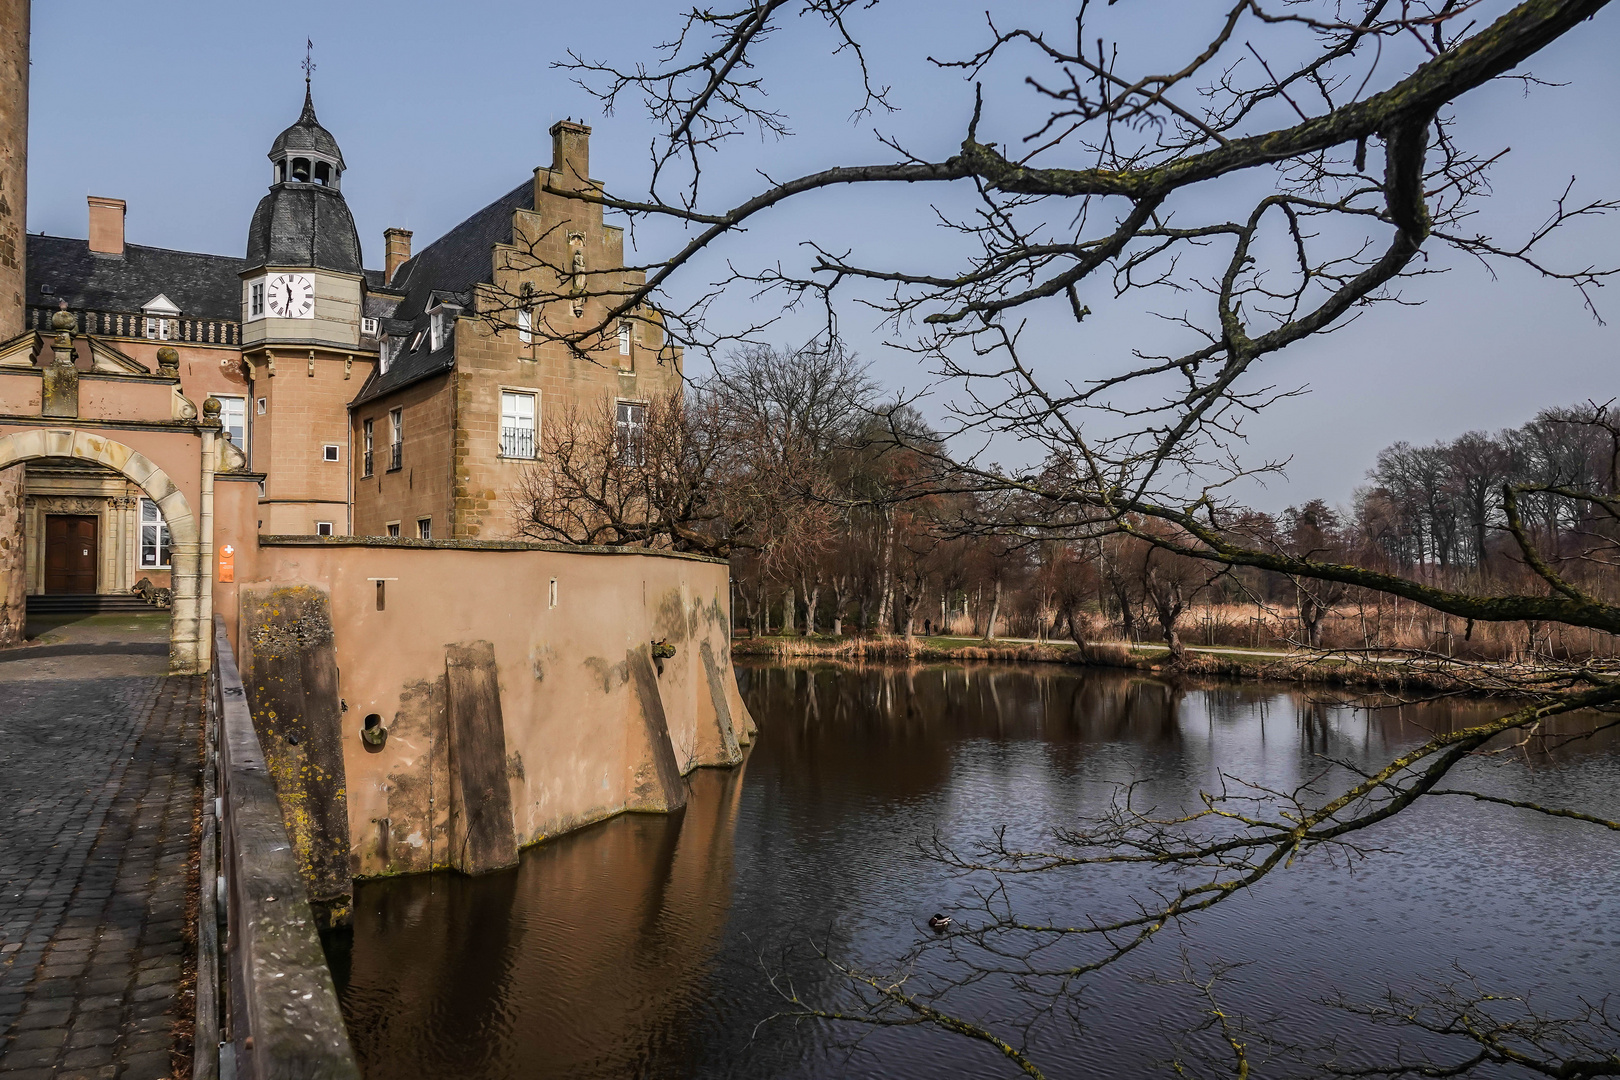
332;663;1620;1079
331;765;747;1079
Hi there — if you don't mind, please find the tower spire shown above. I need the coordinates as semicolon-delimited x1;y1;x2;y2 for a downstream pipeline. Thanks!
300;39;316;120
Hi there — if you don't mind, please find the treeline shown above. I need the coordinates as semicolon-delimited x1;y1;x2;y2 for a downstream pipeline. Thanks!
513;342;1620;662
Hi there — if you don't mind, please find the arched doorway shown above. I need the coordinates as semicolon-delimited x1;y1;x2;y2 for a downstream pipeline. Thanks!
0;429;206;671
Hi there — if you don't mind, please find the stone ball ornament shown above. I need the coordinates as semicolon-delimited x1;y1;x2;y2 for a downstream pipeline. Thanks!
203;395;222;420
50;307;74;332
157;346;180;373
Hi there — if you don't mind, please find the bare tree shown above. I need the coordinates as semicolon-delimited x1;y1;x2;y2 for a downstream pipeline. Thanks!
528;2;1620;1073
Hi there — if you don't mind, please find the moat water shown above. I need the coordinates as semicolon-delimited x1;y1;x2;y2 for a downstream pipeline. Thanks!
327;662;1620;1079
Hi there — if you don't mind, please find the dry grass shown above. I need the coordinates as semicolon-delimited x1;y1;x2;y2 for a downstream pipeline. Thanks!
970;602;1620;663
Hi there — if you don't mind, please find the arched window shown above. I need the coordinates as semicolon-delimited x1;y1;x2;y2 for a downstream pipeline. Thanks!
291;158;311;182
314;161;331;185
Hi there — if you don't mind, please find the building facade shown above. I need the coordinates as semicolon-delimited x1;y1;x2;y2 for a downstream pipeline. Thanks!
13;89;674;598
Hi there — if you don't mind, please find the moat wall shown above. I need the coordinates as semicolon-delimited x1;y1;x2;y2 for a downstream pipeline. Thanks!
233;537;753;901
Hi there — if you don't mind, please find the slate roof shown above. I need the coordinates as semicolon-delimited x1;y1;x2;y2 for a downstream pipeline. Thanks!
244;182;364;276
387;180;531;322
349;179;533;407
26;234;246;319
270;87;346;169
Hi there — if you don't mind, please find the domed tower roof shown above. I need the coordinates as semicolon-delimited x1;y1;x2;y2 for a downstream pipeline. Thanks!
269;86;346;170
245;84;362;276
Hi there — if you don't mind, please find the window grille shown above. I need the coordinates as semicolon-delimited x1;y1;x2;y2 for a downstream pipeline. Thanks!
500;391;537;458
389;408;403;470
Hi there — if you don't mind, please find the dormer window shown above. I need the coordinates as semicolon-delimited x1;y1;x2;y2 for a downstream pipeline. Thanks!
141;293;181;341
429;306;459;353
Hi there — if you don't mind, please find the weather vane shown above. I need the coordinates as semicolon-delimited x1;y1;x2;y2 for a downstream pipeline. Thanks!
302;39;316;88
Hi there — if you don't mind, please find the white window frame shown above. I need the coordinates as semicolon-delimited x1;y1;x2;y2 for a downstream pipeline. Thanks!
499;389;538;459
517;307;532;345
429;310;446;352
386;521;401;539
144;317;170;341
388;407;403;470
362;418;374;477
417;518;432;540
249;280;265;319
316;522;334;537
214;394;247;455
256;397;267;415
618;321;631;356
138;499;172;569
323;443;340;463
616;400;648;466
361;316;378;336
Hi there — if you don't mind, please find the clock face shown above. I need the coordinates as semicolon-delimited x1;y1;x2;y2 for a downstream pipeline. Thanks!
265;273;316;319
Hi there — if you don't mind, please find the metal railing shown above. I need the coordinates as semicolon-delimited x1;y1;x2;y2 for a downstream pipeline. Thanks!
31;306;242;346
362;449;373;477
500;425;536;459
199;616;360;1080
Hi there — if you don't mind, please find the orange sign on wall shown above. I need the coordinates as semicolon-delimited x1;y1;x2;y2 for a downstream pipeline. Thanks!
218;544;235;583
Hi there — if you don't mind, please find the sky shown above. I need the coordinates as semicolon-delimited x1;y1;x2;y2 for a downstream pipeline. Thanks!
26;1;1620;512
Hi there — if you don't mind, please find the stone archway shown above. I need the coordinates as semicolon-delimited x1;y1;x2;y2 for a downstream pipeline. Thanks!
0;428;206;672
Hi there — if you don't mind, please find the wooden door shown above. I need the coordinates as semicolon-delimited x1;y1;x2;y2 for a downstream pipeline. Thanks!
44;514;98;594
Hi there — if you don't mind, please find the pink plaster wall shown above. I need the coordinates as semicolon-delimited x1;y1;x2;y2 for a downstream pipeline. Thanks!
243;540;753;877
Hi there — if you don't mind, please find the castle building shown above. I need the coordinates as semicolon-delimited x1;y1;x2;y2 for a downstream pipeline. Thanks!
15;87;677;599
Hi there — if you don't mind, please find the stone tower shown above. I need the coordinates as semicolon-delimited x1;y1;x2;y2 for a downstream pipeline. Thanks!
238;82;376;535
0;0;26;646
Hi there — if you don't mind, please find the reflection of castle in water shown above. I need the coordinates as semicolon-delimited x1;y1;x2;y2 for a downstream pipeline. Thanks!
333;763;749;1080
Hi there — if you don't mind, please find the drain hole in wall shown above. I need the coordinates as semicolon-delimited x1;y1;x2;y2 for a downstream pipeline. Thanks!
361;713;388;751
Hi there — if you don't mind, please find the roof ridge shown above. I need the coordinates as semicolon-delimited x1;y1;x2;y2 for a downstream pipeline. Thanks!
32;233;246;264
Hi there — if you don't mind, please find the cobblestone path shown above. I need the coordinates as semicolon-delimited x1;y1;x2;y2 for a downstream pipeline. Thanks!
0;663;202;1080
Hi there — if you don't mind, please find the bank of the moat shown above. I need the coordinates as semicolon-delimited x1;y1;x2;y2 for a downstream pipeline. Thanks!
330;661;1620;1080
732;633;1533;696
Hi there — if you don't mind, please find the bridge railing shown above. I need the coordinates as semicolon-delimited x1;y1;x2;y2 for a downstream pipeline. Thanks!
196;615;360;1080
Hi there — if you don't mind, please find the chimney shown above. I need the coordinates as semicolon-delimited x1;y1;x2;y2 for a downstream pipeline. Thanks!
549;120;591;193
383;228;413;283
87;196;125;257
